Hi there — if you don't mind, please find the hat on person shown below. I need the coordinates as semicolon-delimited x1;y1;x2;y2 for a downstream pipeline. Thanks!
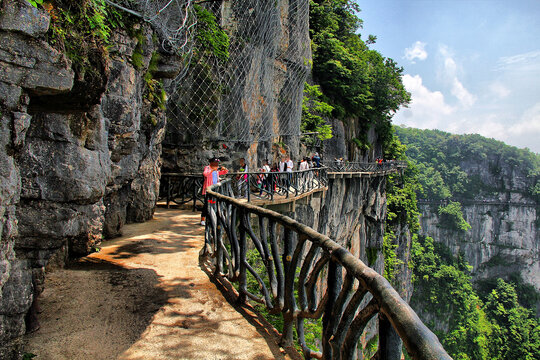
209;157;220;163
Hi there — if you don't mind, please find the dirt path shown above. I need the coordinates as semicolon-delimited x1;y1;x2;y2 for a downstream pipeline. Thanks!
23;208;293;360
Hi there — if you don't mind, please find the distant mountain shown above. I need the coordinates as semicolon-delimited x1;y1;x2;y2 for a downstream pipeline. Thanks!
394;126;540;202
394;125;539;313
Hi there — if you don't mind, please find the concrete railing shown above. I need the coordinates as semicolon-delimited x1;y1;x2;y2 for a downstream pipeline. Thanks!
202;178;451;360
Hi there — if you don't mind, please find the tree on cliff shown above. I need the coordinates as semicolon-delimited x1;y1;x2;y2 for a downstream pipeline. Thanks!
309;0;410;148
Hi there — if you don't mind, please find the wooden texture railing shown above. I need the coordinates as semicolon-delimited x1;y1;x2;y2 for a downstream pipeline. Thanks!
202;179;451;360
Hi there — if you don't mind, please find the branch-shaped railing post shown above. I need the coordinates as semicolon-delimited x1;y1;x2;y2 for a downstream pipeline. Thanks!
202;177;451;360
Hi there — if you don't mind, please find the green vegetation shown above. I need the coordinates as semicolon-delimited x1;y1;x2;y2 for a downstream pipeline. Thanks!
394;126;540;199
43;0;128;78
27;0;43;8
438;201;472;232
384;129;539;359
193;4;230;62
301;83;334;143
383;132;420;281
411;235;540;359
309;0;410;149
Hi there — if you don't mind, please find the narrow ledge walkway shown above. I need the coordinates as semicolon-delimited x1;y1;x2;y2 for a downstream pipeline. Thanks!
23;208;294;360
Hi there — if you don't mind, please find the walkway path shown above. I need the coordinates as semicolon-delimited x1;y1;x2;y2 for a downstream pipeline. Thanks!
23;209;294;360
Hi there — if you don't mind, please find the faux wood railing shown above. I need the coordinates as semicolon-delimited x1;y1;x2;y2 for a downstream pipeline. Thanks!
202;179;451;360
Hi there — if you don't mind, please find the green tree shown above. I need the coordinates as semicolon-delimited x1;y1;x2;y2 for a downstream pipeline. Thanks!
485;279;540;359
309;0;410;148
301;83;334;141
438;201;472;232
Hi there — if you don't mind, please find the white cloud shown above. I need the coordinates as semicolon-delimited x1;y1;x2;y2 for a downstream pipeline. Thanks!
509;102;540;137
438;45;477;108
404;41;428;63
450;78;476;108
394;74;454;129
488;82;511;99
496;50;540;72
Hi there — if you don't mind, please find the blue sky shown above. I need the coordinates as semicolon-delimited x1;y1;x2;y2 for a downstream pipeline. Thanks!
356;0;540;153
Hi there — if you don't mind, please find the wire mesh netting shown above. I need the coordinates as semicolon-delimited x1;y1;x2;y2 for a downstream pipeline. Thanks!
105;0;310;144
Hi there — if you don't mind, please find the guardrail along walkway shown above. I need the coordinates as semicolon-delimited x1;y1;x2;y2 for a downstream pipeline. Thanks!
203;178;451;360
160;161;406;209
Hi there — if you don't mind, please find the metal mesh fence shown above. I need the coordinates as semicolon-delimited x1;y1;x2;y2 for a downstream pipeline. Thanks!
106;0;310;144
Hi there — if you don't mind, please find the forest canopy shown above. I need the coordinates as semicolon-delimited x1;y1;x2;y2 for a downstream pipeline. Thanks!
308;0;410;148
395;126;540;200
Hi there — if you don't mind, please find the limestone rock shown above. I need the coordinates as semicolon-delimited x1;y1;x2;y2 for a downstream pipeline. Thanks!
0;0;50;37
19;111;111;204
0;32;73;95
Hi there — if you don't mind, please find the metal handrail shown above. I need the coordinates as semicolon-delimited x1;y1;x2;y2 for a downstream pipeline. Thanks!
159;167;329;209
203;178;451;360
324;160;407;173
160;161;406;210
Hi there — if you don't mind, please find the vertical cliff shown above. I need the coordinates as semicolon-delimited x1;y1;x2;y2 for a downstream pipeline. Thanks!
395;126;539;310
162;0;310;173
0;0;177;350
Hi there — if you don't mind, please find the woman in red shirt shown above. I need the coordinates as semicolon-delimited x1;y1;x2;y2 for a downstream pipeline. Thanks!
201;157;228;226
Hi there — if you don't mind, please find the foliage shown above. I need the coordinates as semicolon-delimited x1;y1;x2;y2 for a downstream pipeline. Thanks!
301;83;334;141
411;236;540;359
309;0;410;149
383;132;420;281
193;4;229;62
44;0;127;76
394;126;540;199
438;201;472;232
26;0;43;8
484;279;540;359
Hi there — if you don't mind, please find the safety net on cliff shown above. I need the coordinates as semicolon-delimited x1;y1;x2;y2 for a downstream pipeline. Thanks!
105;0;310;144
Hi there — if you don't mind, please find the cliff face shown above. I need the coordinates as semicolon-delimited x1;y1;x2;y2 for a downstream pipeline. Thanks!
162;0;310;173
0;0;176;348
417;156;539;296
419;201;539;292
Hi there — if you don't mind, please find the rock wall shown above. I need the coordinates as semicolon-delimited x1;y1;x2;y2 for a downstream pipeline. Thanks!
162;0;310;173
419;201;539;293
0;0;176;350
417;151;539;308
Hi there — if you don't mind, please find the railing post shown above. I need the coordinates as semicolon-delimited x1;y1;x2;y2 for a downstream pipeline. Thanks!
281;227;295;348
322;260;341;359
192;178;197;212
238;208;247;304
247;174;251;202
166;176;171;208
379;314;402;360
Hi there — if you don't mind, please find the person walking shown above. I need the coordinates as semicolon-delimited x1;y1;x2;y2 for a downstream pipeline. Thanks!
299;157;309;190
286;156;294;190
312;152;321;168
259;159;271;197
236;157;248;198
201;157;228;226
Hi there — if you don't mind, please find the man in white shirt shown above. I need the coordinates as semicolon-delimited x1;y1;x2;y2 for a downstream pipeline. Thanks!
298;157;310;189
285;156;293;190
299;157;309;171
279;158;286;172
259;159;271;196
286;157;293;172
